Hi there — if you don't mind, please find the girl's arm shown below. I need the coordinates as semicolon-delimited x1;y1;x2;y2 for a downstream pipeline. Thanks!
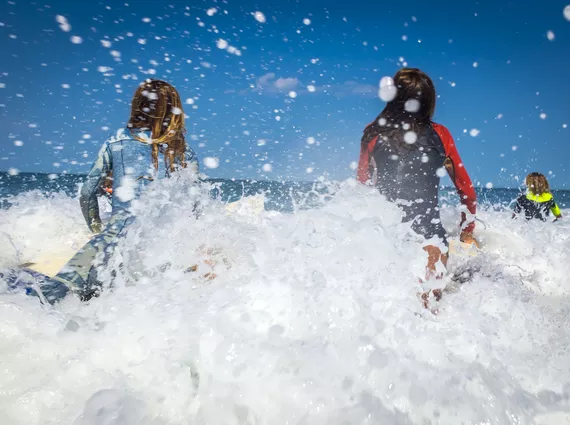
551;201;562;220
432;123;477;240
80;142;112;233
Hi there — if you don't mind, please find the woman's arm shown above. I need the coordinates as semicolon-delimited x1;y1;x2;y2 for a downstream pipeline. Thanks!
80;142;112;233
432;123;478;242
357;122;379;184
551;201;562;220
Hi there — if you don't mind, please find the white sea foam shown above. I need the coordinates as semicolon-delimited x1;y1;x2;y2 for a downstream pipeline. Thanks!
0;175;569;425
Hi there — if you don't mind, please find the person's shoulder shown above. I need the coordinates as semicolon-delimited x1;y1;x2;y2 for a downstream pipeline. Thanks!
431;122;455;150
106;128;134;145
431;122;452;136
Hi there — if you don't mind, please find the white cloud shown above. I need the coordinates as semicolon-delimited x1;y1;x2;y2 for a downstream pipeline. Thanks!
253;73;300;94
323;81;377;98
248;74;375;98
274;77;299;91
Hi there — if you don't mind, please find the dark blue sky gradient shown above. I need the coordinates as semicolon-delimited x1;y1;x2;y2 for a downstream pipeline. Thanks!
1;0;569;187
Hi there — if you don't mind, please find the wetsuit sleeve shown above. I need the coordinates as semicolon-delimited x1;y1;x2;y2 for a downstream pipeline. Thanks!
513;196;523;214
357;121;379;183
551;201;562;217
80;142;112;233
432;123;477;233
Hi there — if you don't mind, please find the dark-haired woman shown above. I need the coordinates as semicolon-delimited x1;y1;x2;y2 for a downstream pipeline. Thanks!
29;79;199;303
357;68;478;304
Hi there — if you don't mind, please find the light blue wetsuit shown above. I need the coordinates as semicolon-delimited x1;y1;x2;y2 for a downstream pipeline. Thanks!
29;128;199;303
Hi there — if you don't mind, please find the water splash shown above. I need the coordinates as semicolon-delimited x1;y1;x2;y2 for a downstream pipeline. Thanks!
0;174;569;424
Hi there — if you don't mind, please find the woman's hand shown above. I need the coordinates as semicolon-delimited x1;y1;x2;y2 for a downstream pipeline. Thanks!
460;231;479;248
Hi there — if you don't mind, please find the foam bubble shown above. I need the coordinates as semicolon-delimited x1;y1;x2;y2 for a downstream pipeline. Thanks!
253;11;266;23
203;157;220;169
56;15;71;32
404;99;420;113
404;131;417;144
379;76;397;102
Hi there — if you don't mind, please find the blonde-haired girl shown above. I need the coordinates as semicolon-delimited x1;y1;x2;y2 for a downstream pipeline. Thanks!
513;172;562;221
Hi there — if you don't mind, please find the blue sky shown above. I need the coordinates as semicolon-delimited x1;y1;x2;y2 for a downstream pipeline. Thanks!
1;0;569;188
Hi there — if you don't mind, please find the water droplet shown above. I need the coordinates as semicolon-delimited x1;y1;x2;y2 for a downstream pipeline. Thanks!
253;11;266;23
203;157;219;169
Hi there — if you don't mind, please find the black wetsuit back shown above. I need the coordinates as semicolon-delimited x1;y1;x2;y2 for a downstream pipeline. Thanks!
369;125;447;242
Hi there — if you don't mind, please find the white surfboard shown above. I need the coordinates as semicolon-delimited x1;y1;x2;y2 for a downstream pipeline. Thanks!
224;195;265;216
21;240;91;278
448;239;480;258
21;197;266;277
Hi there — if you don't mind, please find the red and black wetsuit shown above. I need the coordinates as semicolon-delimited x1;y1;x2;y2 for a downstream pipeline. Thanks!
357;122;476;244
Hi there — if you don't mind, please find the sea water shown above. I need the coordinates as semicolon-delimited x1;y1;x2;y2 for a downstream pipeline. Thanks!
0;171;569;425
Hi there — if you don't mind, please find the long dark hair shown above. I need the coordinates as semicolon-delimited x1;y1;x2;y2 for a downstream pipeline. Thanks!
127;79;187;173
362;68;436;152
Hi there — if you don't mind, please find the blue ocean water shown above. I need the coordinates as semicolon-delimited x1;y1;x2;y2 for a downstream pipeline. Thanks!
1;171;569;212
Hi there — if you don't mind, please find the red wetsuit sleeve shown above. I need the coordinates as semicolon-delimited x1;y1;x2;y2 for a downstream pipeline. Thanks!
357;139;374;183
357;121;379;183
432;123;477;233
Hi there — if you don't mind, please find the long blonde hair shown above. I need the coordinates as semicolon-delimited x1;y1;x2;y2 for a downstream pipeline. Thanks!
127;79;187;173
525;172;550;196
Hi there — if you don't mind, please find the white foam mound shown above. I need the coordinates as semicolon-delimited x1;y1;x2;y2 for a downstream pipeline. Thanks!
0;175;569;425
0;190;92;268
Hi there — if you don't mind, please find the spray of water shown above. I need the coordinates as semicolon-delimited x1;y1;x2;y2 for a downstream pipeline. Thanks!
1;173;569;425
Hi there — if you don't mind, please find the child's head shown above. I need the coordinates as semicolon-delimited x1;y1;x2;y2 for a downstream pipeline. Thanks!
127;79;187;171
391;68;436;121
525;172;550;195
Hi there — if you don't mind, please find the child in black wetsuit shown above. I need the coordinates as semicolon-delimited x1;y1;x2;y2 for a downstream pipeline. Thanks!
513;172;562;221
